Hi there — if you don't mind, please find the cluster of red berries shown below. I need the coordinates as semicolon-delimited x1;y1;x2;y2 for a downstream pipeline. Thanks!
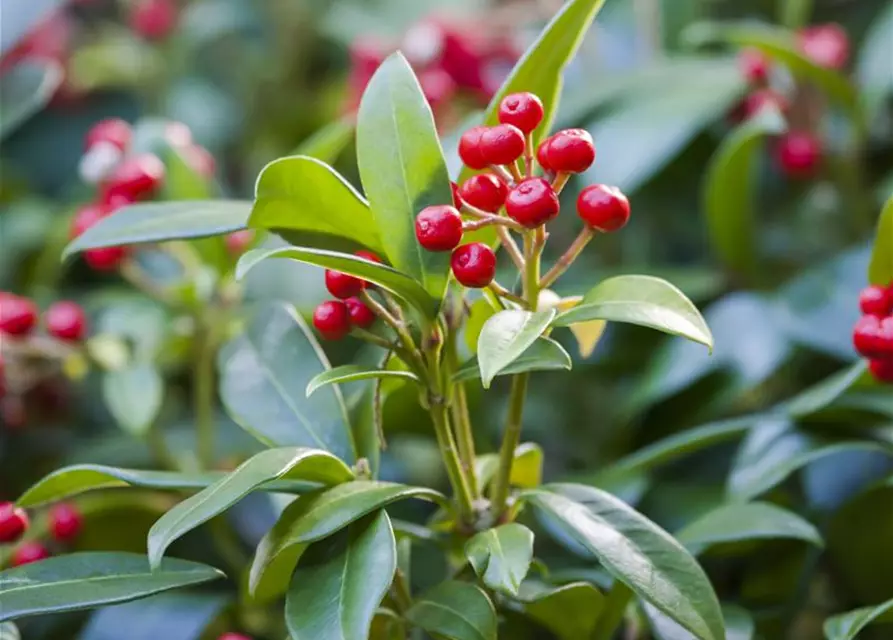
311;252;382;341
413;91;629;288
129;0;179;41
853;282;893;383
0;502;82;567
0;294;87;343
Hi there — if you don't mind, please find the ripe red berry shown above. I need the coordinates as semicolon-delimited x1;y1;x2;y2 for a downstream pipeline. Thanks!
70;203;108;239
415;205;463;252
225;230;255;255
536;137;553;172
345;297;376;329
777;132;822;179
84;246;129;271
11;541;50;566
325;270;365;299
797;24;849;70
859;285;893;317
505;178;560;228
539;129;595;174
130;0;178;41
868;358;893;384
480;124;526;166
739;48;770;84
85;118;131;152
458;126;489;170
218;634;253;640
451;243;496;288
577;184;631;232
853;315;893;359
45;301;87;342
0;295;38;337
498;92;544;133
458;174;508;213
355;250;382;264
0;502;29;543
101;153;165;203
313;301;351;340
50;503;82;541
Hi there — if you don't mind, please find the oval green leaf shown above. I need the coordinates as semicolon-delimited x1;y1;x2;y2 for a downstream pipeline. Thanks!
405;581;497;640
516;581;605;640
522;483;725;640
824;598;893;640
78;592;230;640
868;196;893;286
0;552;223;622
306;365;420;397
454;337;571;383
465;524;534;597
477;310;557;388
285;510;396;640
554;275;713;350
102;363;164;437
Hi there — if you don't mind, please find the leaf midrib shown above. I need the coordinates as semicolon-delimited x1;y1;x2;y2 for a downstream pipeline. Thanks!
2;569;216;598
414;600;488;640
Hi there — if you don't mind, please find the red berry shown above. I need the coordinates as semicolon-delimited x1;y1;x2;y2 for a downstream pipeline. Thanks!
868;358;893;384
45;301;87;341
777;132;822;179
505;178;560;228
0;502;29;543
130;0;178;40
0;295;38;337
70;203;108;239
458;126;489;170
797;24;849;70
577;184;631;232
451;243;496;288
225;230;255;255
540;129;595;174
458;174;508;213
84;246;129;271
415;205;463;252
325;270;365;299
50;503;82;542
479;124;525;166
450;181;461;208
853;315;893;359
218;634;252;640
313;301;351;340
85;118;131;152
101;154;165;203
345;297;376;329
859;285;893;317
498;92;544;133
355;250;382;264
739;48;770;84
536;137;553;172
11;541;50;566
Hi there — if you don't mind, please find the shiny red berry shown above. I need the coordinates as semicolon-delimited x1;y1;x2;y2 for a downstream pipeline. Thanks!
325;270;365;299
70;203;108;239
130;0;178;40
797;24;849;70
101;153;165;203
536;138;553;172
50;503;83;542
345;297;376;329
0;295;38;336
0;502;29;543
450;181;461;208
458;126;488;170
539;129;595;174
415;205;463;252
853;315;893;359
505;178;560;228
451;243;496;288
84;246;129;271
313;301;351;340
777;132;822;179
45;301;87;341
85;118;131;152
225;230;255;255
458;174;508;213
868;358;893;384
480;124;525;166
859;285;893;316
11;541;50;566
354;250;382;264
577;184;631;232
739;48;770;84
498;92;544;133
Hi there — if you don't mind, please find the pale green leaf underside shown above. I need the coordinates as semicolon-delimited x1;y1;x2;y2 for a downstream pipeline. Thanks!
477;310;557;387
306;365;420;397
465;524;534;596
824;598;893;640
454;337;571;383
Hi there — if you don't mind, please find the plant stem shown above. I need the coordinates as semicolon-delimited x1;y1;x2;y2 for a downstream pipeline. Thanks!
489;372;528;519
591;581;634;640
194;320;216;470
540;227;594;289
446;338;479;498
488;282;527;307
496;227;526;270
430;392;476;524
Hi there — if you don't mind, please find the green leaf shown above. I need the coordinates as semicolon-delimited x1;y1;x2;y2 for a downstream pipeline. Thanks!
102;363;164;437
285;510;396;640
783;361;869;418
250;155;384;254
645;602;755;640
236;248;439;320
306;365;420;397
476;442;543;490
148;447;353;568
477;310;557;388
79;592;230;640
857;3;893;118
464;298;497;354
294;119;355;162
522;483;725;640
218;303;355;461
249;481;442;602
515;581;605;640
555;275;713;350
465;524;534;597
454;337;571;383
0;622;19;640
704;105;786;278
63;200;251;258
675;502;823;554
868;196;893;286
356;52;452;301
0;59;63;140
405;581;497;640
0;552;223;622
824;598;893;640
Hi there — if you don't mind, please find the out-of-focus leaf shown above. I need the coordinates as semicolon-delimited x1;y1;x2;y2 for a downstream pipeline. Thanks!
294;119;355;162
78;592;229;640
477;310;556;387
869;196;893;286
476;443;543;490
645;602;755;640
464;298;497;354
405;581;497;640
783;361;869;418
68;33;161;92
306;365;420;397
515;581;604;640
0;622;19;640
465;524;534;596
102;363;163;437
0;59;63;140
824;598;893;640
454;338;571;383
857;3;893;119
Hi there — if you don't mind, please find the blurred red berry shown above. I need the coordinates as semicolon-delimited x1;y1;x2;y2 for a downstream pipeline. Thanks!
85;119;131;152
163;121;193;149
539;129;595;174
458;174;508;213
181;144;216;178
130;0;178;40
345;297;376;329
313;301;351;340
440;28;488;94
415;206;463;252
777;132;822;179
101;154;165;203
0;503;29;543
480;124;525;166
419;68;456;112
402;20;445;67
853;315;893;359
225;230;254;255
498;92;544;133
868;358;893;384
0;295;38;337
50;503;82;542
451;243;496;288
218;634;252;640
741;89;789;119
11;541;50;566
577;184;631;232
354;250;382;264
505;178;560;228
45;301;87;342
739;48;770;84
458;126;489;170
325;270;365;299
84;246;129;271
797;24;849;70
859;285;893;316
70;203;107;239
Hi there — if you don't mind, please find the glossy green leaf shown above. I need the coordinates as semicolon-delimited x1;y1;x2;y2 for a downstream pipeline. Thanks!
102;363;164;437
0;622;19;640
516;581;604;640
645;602;755;640
249;481;442;601
294;118;355;162
555;275;713;350
356;52;452;301
0;59;64;140
523;483;725;640
704;105;786;278
63;200;251;258
306;365;420;397
477;310;556;388
868;196;893;286
675;502;823;553
405;581;497;640
476;442;543;490
218;303;355;461
454;337;571;383
250;155;384;253
236;247;439;320
148;447;353;568
285;510;396;640
0;552;223;622
824;598;893;640
465;524;534;596
783;361;869;418
78;592;229;640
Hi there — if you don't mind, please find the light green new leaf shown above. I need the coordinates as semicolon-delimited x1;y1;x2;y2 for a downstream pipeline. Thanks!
476;442;543;490
454;337;571;383
0;59;64;140
405;581;497;640
477;310;557;387
516;581;605;640
522;483;725;640
148;447;353;568
868;196;893;286
824;598;893;640
0;553;223;622
285;510;396;640
555;275;713;350
250;155;384;254
465;524;534;597
357;53;453;301
306;365;420;397
102;363;164;437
